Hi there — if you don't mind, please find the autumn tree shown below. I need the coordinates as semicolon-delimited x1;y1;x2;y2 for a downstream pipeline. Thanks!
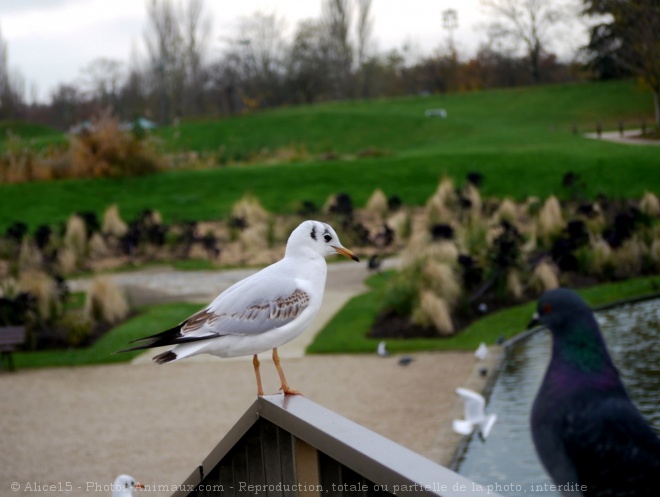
583;0;660;127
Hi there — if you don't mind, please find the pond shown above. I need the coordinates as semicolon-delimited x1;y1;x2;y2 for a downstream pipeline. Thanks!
455;298;660;496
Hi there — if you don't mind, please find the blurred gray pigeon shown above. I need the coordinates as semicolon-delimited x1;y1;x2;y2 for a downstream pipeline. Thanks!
530;288;660;496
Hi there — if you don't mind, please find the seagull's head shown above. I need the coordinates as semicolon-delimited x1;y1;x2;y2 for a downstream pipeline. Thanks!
112;475;143;497
286;220;359;262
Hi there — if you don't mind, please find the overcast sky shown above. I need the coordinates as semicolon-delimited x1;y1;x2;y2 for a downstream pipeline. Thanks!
1;0;587;103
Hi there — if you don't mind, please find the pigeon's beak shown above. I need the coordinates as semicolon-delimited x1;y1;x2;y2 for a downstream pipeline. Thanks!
527;311;540;329
332;245;360;262
135;483;145;490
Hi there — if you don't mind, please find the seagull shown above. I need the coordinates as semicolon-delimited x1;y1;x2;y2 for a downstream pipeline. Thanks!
530;288;660;496
474;342;488;361
112;475;143;497
120;220;359;396
377;341;389;357
452;387;497;439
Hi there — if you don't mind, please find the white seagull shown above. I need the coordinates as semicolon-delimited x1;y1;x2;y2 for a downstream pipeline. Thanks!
120;220;359;396
474;342;488;361
112;475;143;497
452;387;497;439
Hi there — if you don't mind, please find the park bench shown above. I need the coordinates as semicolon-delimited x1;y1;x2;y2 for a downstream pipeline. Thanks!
0;326;26;372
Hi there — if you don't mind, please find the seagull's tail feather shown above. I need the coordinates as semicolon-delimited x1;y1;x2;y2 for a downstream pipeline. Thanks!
154;350;177;364
116;323;218;353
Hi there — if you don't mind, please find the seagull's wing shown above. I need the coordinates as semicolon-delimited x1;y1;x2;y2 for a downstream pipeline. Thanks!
120;269;310;352
456;387;486;422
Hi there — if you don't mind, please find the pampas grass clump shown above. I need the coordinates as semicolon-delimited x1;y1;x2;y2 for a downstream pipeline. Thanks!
56;247;78;275
463;183;482;218
64;214;87;259
232;194;269;226
494;198;518;224
506;269;523;300
19;237;43;270
639;192;660;217
611;238;647;279
89;233;110;259
84;276;128;324
422;260;462;306
650;239;660;270
365;189;389;218
425;177;456;225
386;210;412;242
102;204;128;237
19;270;60;320
537;196;564;240
530;260;560;294
414;291;454;336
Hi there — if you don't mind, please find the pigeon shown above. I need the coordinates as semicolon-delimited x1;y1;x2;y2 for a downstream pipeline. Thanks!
530;288;660;496
120;220;359;396
112;475;143;497
453;387;497;439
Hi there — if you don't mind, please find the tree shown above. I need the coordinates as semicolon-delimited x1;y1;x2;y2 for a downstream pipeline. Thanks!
583;0;660;127
480;0;568;84
287;19;332;104
222;12;288;108
322;0;353;98
143;0;211;123
81;58;124;111
355;0;374;98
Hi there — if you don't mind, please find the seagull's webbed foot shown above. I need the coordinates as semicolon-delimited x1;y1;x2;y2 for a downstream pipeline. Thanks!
272;347;303;396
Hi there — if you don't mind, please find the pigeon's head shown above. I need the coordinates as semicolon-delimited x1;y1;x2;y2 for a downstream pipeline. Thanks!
112;475;143;497
286;220;359;262
530;288;592;334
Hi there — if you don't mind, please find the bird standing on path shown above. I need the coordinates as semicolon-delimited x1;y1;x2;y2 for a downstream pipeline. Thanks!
530;288;660;496
111;475;143;497
120;220;359;396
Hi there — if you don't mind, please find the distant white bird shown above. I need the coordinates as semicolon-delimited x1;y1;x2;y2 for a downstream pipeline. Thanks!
377;341;389;357
120;220;359;396
112;475;143;497
452;387;497;439
475;342;489;361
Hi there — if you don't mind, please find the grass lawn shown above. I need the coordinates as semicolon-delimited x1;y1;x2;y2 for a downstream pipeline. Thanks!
13;302;201;369
1;80;659;231
306;273;660;354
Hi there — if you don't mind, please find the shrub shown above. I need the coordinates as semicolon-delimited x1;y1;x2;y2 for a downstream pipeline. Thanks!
83;276;128;324
414;291;454;336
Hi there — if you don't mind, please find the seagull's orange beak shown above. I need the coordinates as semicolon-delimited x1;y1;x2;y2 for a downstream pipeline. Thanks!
135;483;145;490
332;245;359;262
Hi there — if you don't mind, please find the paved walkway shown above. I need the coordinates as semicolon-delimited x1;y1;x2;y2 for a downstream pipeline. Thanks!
584;128;660;146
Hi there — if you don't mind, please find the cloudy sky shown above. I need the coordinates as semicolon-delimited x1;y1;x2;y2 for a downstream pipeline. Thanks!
1;0;587;103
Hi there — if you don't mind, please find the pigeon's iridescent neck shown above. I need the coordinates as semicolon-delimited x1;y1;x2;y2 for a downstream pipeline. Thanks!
548;322;621;390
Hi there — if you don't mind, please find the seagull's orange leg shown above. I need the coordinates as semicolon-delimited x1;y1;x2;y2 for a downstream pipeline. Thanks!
253;354;264;396
273;348;301;395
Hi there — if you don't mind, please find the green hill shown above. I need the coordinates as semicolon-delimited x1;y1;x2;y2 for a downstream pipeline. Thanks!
1;80;659;232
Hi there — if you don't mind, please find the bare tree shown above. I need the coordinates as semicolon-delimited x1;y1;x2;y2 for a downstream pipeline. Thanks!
288;19;332;104
480;0;568;84
223;12;288;108
322;0;353;98
355;0;373;97
143;0;212;122
81;58;124;111
0;24;25;119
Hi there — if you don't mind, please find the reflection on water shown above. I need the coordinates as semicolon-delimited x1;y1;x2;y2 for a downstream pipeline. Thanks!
457;299;660;496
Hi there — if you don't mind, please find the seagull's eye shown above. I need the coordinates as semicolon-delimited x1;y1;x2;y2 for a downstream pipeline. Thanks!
541;303;552;314
324;234;332;242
